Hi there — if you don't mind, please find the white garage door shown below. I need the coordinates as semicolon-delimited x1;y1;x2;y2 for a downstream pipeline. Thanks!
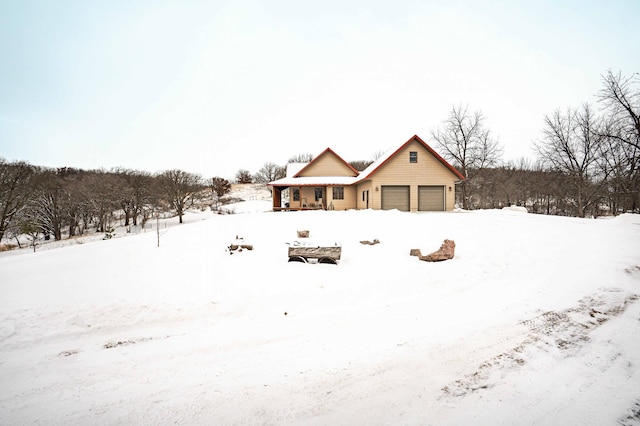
381;186;410;211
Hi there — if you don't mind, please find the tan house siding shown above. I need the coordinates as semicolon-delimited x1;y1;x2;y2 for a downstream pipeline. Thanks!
356;181;373;209
298;152;358;177
289;187;301;209
366;140;457;211
327;185;357;210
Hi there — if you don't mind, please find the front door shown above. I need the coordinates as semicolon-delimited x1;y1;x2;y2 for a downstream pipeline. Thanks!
315;187;324;208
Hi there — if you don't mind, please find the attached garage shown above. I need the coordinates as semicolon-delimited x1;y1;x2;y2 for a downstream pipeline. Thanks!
418;186;445;211
381;185;409;211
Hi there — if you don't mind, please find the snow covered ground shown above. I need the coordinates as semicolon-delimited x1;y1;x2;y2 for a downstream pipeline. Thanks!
1;203;639;425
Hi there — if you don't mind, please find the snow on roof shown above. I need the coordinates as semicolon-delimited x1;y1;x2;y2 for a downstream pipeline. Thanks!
269;175;358;186
269;146;395;187
286;163;307;178
354;147;395;181
271;135;464;186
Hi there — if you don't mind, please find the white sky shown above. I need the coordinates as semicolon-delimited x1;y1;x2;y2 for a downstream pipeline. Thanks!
1;0;638;180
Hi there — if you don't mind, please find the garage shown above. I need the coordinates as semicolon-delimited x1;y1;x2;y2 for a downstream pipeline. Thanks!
418;186;445;211
381;186;410;211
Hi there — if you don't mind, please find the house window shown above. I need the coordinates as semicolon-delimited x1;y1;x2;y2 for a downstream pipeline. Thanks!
315;188;323;201
410;151;418;163
292;188;300;202
333;187;344;200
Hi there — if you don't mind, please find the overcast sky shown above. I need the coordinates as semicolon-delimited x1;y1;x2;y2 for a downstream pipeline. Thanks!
1;0;638;180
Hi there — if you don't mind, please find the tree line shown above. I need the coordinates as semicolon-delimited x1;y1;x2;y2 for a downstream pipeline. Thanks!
431;70;639;217
0;164;236;247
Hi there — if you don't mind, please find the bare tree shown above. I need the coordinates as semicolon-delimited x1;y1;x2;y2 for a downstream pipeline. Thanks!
371;150;386;161
598;70;640;151
349;160;372;171
113;168;135;227
598;135;639;213
597;70;640;212
114;168;155;227
534;104;605;217
209;177;231;209
31;169;65;240
234;169;253;184
529;166;567;215
79;170;122;234
254;162;285;183
287;153;313;163
60;168;90;237
157;170;203;223
431;104;502;209
350;150;384;171
0;159;37;242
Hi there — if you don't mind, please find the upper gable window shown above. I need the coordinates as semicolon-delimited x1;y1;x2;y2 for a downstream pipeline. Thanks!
409;151;418;163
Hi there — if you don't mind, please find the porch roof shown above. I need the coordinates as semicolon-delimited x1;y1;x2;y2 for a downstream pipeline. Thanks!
268;175;358;187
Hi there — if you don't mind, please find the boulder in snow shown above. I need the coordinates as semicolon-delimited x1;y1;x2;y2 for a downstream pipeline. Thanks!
419;240;455;262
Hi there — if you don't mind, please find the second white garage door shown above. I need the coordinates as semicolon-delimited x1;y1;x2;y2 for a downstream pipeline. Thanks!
418;185;445;211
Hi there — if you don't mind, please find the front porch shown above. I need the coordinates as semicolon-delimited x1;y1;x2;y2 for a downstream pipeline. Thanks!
272;204;326;212
270;185;331;211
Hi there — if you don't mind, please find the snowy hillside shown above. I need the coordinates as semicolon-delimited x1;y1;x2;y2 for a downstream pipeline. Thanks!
1;205;639;425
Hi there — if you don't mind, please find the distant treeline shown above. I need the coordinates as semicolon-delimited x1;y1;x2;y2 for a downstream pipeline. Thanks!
0;164;232;244
430;69;639;217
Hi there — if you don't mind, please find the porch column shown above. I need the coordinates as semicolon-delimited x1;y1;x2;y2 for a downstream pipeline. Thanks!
272;187;282;210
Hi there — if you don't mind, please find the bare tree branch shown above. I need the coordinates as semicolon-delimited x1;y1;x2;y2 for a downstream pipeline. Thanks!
431;104;502;209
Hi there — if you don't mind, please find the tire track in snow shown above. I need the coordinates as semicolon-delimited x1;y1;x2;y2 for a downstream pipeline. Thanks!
440;287;639;399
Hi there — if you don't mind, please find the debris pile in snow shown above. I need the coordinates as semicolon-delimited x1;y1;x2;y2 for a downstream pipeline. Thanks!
360;239;380;245
228;236;253;254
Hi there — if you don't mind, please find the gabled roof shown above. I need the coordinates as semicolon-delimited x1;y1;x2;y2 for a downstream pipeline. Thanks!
294;147;360;178
268;135;465;187
355;135;465;182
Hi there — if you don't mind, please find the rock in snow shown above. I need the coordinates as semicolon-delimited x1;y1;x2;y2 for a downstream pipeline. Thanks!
420;239;456;262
